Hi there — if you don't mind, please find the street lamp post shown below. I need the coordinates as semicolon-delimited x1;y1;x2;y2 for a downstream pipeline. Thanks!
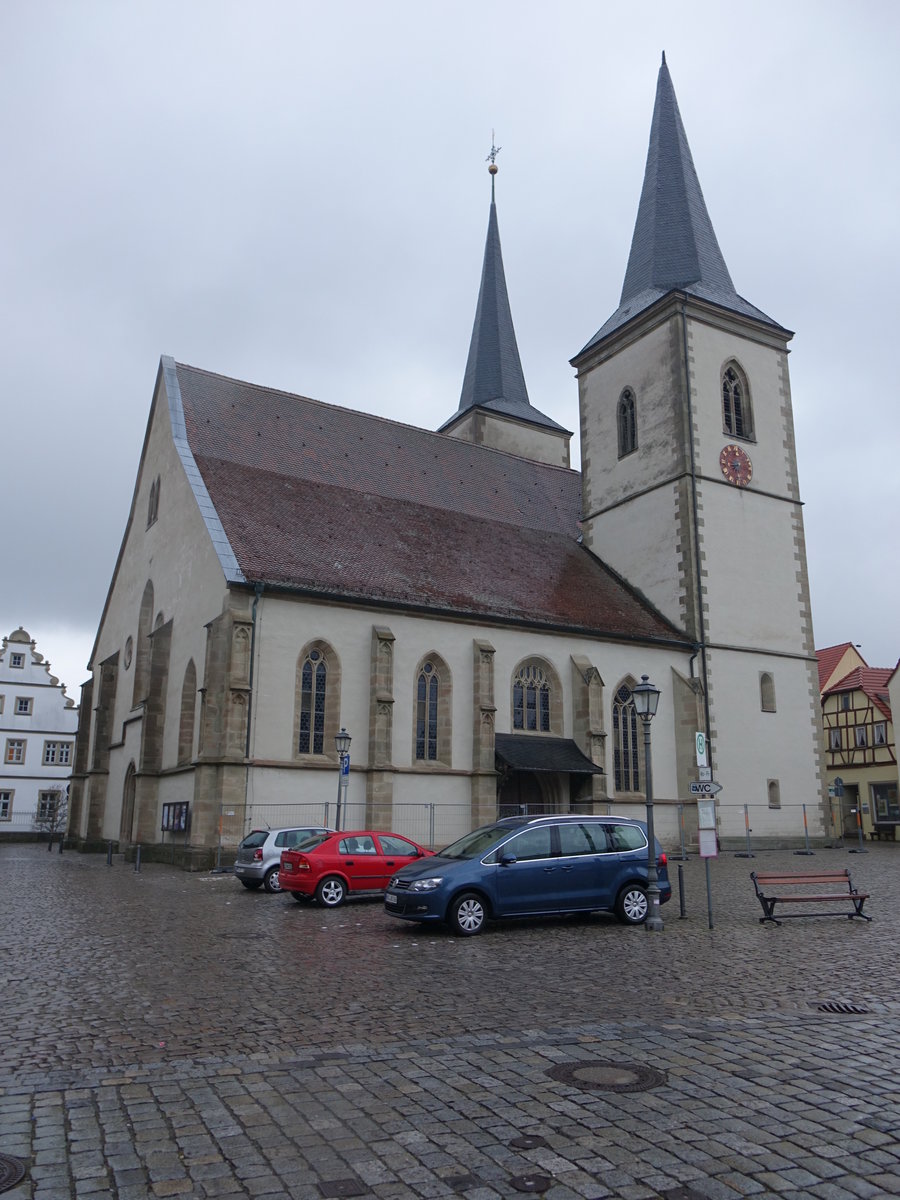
334;727;351;831
631;674;663;932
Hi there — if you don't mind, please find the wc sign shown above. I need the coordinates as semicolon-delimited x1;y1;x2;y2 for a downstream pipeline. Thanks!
695;732;708;768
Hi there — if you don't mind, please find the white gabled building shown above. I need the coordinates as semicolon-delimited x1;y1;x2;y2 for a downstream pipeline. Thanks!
1;627;78;836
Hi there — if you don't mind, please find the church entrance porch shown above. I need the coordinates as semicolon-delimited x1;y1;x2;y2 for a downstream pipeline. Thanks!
495;734;604;819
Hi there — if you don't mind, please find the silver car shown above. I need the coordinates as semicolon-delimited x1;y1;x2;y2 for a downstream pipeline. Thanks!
234;826;332;893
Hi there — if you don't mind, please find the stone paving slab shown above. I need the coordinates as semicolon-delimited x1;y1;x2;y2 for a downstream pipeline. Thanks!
1;842;898;1198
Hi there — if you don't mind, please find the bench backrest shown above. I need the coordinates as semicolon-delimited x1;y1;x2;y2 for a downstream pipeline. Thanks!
752;870;852;887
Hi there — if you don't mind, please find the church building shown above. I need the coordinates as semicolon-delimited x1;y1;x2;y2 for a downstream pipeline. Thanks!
68;57;826;861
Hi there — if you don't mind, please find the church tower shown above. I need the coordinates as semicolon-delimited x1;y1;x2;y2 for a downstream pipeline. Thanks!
440;152;572;468
572;55;826;844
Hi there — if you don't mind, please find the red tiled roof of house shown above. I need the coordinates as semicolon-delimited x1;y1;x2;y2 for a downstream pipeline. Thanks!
176;363;689;645
824;667;894;721
816;643;861;692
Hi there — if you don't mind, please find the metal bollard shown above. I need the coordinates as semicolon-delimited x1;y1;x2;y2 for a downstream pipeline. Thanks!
58;833;64;854
794;802;815;855
734;804;755;857
135;843;142;873
47;832;54;852
677;864;686;918
106;840;113;866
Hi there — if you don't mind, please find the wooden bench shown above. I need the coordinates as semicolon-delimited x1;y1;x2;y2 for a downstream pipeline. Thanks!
750;869;871;926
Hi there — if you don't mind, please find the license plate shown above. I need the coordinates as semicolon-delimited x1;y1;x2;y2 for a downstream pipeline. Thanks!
385;893;398;905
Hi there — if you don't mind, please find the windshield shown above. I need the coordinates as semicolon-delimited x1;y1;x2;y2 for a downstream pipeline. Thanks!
239;830;268;849
438;822;516;860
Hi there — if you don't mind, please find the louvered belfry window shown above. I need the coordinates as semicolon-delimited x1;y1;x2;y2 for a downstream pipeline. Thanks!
722;364;752;439
617;388;637;457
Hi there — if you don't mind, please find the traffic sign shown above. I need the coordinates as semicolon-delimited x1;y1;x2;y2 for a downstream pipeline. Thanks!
689;780;722;796
699;766;712;782
695;732;708;767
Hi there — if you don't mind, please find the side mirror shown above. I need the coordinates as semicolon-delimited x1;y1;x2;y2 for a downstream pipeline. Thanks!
499;852;517;867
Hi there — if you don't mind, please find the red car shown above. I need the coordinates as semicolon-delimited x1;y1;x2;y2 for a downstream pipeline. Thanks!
279;830;433;907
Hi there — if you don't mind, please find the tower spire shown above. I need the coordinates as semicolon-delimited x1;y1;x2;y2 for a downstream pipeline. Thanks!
438;144;569;452
578;55;783;353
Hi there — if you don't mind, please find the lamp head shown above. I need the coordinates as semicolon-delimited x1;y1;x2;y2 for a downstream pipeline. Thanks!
334;727;352;756
631;675;660;720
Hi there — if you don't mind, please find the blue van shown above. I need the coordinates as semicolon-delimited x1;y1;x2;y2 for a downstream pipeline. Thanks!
384;814;671;936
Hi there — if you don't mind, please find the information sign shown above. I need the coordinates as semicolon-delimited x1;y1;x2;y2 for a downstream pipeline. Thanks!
689;780;722;796
695;732;708;767
699;828;719;858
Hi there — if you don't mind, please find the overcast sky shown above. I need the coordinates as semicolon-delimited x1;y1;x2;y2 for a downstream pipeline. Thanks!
2;1;898;699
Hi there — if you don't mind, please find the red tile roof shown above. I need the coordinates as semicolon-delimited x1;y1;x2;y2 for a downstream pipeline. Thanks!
176;363;688;645
824;667;894;720
816;643;862;692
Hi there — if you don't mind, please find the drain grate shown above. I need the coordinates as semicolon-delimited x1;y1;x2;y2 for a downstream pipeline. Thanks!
547;1060;667;1093
0;1155;26;1195
816;1000;871;1015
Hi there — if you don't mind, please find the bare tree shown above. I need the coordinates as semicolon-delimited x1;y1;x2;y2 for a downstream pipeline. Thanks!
35;784;69;847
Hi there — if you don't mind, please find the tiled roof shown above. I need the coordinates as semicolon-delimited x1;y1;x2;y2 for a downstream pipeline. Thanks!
825;667;894;721
175;362;688;644
816;643;859;692
577;55;787;356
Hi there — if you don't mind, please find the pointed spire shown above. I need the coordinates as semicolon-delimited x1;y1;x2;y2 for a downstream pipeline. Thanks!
578;55;782;354
442;150;565;433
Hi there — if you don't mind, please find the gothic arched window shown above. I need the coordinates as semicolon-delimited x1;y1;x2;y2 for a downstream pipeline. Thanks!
416;662;439;761
147;476;160;527
612;682;641;793
298;649;327;755
722;363;753;440
513;664;552;732
617;388;637;458
760;672;776;713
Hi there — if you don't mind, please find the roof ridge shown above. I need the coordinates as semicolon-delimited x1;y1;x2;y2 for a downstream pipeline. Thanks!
174;360;578;477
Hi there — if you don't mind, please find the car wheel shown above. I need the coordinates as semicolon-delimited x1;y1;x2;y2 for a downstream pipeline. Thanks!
263;867;282;894
448;892;486;936
316;876;347;907
239;879;262;890
616;884;648;925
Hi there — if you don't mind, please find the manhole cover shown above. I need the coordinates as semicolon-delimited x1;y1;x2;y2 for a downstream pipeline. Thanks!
547;1060;667;1092
445;1174;479;1190
816;1001;870;1015
509;1173;553;1193
510;1134;548;1149
0;1155;26;1195
319;1179;367;1198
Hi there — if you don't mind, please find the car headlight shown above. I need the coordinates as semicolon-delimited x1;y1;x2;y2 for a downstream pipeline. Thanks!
409;877;444;892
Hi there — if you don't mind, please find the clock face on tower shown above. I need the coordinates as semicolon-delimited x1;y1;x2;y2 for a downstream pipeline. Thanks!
719;444;753;487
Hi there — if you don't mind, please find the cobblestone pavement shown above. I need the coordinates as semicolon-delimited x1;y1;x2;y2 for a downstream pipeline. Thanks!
2;840;899;1200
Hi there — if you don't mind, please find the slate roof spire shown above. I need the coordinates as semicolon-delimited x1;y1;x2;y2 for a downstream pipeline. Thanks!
441;152;565;433
579;54;785;353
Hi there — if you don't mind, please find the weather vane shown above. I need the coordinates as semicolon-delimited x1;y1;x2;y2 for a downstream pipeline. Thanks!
486;131;501;198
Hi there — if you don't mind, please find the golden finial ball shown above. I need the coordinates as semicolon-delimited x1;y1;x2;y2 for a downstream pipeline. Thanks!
488;163;498;175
